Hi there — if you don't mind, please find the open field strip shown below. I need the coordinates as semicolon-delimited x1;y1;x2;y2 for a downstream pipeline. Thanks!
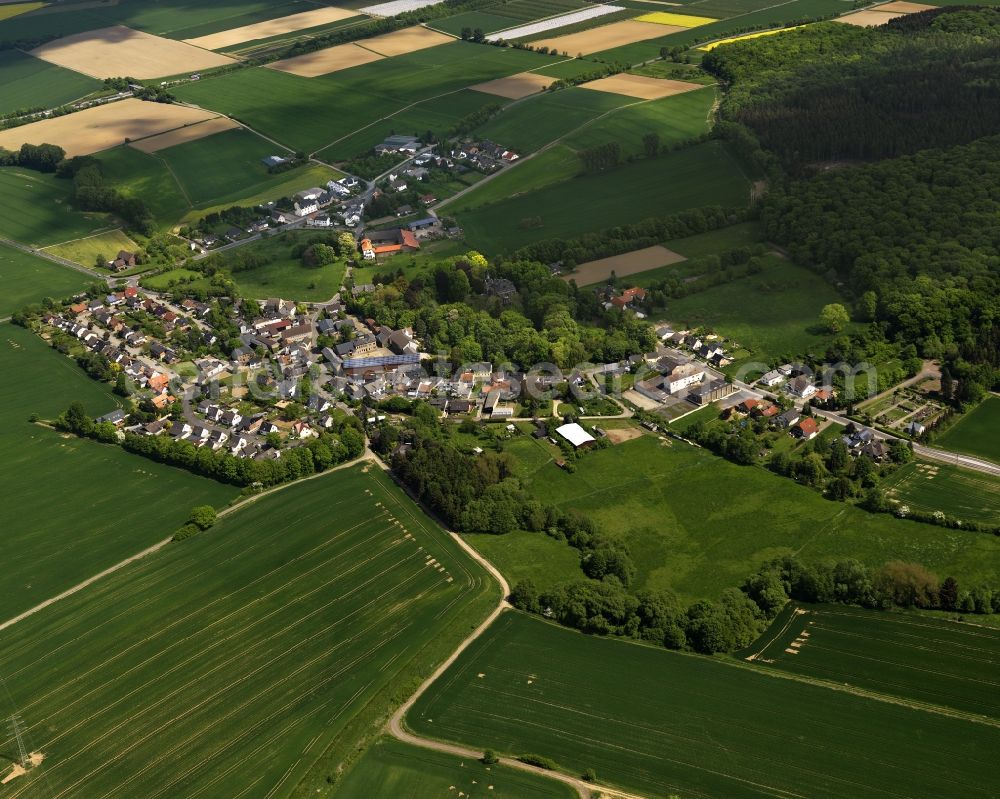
579;73;704;99
700;23;807;49
128;116;241;153
183;6;359;49
877;0;938;9
0;98;222;157
0;243;92;317
268;41;385;77
360;25;454;55
485;4;624;40
0;465;495;797
833;8;907;24
636;10;718;25
882;460;1000;526
0;325;240;620
0;50;102;116
362;0;445;15
41;228;139;267
30;25;234;79
743;604;1000;720
408;611;1000;799
564;245;686;285
0;2;43;21
932;396;1000;464
530;18;675;54
472;70;556;98
0;168;114;246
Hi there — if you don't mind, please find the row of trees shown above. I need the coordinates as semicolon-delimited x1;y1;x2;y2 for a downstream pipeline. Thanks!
55;402;364;487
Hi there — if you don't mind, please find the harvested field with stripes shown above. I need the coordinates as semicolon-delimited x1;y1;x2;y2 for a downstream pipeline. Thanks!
183;6;359;50
267;41;385;76
471;70;556;98
564;244;685;285
529;18;670;54
30;25;234;79
128;117;241;153
0;466;494;797
579;73;704;98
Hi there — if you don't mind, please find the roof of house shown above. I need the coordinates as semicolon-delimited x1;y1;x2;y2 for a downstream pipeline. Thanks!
794;417;819;435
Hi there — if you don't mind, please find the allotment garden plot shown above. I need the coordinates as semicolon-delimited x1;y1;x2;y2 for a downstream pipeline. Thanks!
409;612;1000;799
0;466;493;797
743;604;1000;718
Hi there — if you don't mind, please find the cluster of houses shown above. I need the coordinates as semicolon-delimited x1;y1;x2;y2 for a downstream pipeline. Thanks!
450;139;519;171
107;249;138;273
634;350;736;407
726;398;821;441
655;326;735;370
360;227;422;260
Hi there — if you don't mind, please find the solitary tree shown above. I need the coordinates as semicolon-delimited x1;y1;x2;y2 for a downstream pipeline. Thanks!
820;303;850;333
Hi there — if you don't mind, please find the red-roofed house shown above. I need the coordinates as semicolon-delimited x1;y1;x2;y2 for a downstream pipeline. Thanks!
792;417;819;440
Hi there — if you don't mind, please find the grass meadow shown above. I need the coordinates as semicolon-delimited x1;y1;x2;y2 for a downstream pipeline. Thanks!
744;603;1000;719
456;140;750;254
0;167;112;246
0;464;496;798
409;611;1000;798
0;50;101;115
883;460;1000;526
335;736;577;798
0;324;239;620
492;433;1000;601
934;396;1000;463
0;243;91;316
173;44;553;153
42;228;139;268
222;230;348;301
93;147;191;231
661;255;859;367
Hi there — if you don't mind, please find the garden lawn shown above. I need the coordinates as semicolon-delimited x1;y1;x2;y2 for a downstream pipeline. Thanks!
0;243;91;316
409;611;1000;799
0;463;496;797
745;603;1000;719
508;434;1000;601
335;736;577;798
0;167;112;246
882;460;1000;526
933;396;1000;464
456;141;750;254
0;50;102;115
662;255;857;367
0;324;239;620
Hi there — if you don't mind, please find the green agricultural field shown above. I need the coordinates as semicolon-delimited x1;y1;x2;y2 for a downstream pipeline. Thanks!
0;50;102;115
0;324;239;620
335;736;577;798
497;434;1000;600
42;228;139;269
467;529;585;589
744;603;1000;719
445;145;580;212
882;460;1000;526
474;88;630;155
0;0;313;42
592;0;848;62
561;85;718;156
0;243;91;317
662;255;857;367
319;89;507;162
456;140;750;254
93;147;191;231
432;10;526;35
154;127;333;207
0;463;496;798
174;44;552;153
410;611;1000;799
934;396;1000;464
666;220;763;256
0;167;112;246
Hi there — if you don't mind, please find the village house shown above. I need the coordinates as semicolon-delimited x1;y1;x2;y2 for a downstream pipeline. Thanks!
792;417;819;440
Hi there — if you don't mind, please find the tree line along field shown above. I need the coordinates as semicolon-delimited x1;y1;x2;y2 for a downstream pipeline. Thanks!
933;396;1000;464
468;433;1000;602
0;168;112;247
882;460;1000;526
172;44;559;154
0;463;497;798
742;603;1000;719
455;140;750;254
0;244;91;317
0;50;101;115
0;324;240;621
408;611;1000;799
334;736;577;797
0;0;317;43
